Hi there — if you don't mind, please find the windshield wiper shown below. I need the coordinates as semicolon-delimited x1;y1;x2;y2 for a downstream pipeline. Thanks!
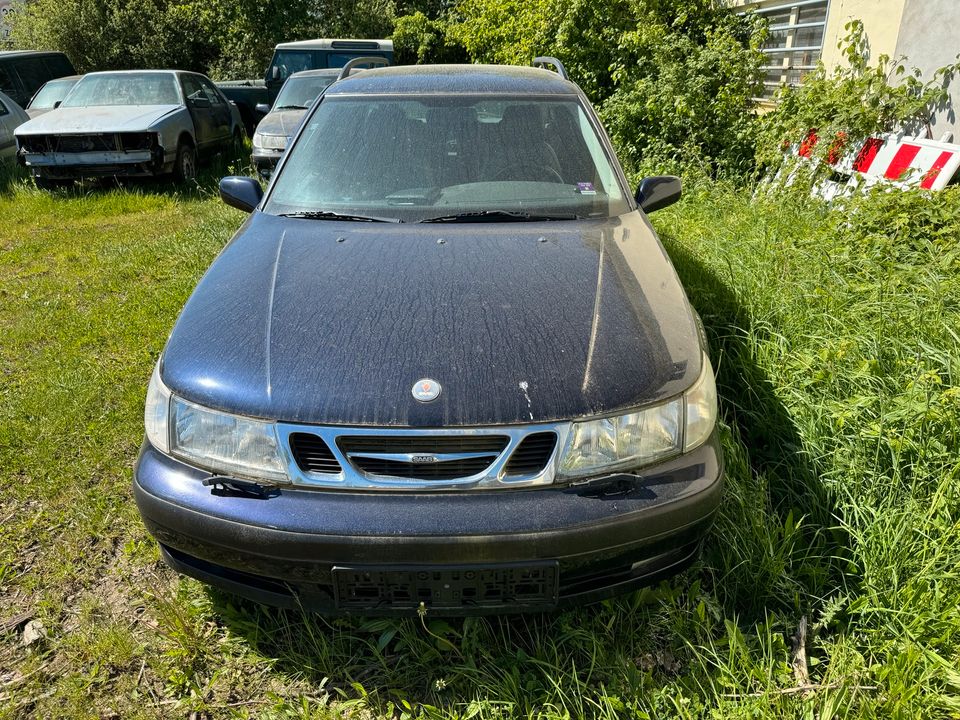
274;104;307;110
418;210;580;223
278;210;402;223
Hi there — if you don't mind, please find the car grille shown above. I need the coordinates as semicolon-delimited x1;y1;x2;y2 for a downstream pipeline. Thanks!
289;433;342;474
503;432;558;476
339;435;509;481
283;425;562;489
19;133;155;154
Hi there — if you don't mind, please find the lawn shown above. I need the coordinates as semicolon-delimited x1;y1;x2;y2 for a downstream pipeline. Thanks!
1;174;958;718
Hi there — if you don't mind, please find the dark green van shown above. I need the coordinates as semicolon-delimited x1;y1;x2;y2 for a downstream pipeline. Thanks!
0;51;77;109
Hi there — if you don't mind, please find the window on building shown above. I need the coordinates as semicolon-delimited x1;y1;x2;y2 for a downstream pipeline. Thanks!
748;0;829;101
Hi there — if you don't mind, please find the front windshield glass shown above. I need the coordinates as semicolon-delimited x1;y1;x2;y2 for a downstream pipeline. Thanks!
62;73;181;107
30;79;78;109
265;95;630;222
273;75;336;110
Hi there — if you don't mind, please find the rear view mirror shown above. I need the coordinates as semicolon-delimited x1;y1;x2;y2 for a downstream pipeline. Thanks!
255;103;270;115
635;176;682;213
219;176;264;213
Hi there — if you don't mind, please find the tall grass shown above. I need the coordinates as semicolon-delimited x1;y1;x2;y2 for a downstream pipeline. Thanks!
1;179;958;717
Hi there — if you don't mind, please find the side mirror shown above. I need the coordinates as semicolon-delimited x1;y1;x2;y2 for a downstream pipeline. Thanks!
635;175;682;213
254;103;270;115
219;176;263;213
270;66;281;81
190;96;211;109
53;100;62;109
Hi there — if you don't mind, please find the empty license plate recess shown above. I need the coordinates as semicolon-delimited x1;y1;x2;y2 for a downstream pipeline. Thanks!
332;562;559;610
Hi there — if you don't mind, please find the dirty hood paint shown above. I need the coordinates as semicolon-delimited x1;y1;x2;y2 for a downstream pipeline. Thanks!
161;211;702;427
16;104;181;135
254;109;306;140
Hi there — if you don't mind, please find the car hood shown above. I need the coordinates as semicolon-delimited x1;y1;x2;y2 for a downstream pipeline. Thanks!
15;105;181;134
254;109;306;138
161;211;702;427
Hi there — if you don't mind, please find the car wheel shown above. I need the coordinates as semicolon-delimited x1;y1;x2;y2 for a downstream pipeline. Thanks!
174;142;197;183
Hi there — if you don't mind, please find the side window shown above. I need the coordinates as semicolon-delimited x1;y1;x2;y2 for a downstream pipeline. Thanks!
13;57;51;98
198;78;223;105
45;55;75;78
181;76;205;103
0;67;16;99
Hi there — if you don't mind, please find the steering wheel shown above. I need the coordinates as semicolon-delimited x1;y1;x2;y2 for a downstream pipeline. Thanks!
493;162;565;184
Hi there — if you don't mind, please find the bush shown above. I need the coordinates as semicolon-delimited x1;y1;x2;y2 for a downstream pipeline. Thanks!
392;11;466;65
7;0;398;79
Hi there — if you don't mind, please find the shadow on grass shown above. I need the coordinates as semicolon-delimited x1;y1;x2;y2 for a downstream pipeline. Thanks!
199;223;846;711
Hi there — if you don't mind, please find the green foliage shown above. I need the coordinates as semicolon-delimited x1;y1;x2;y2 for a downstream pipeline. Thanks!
7;0;397;79
392;11;466;65
7;0;218;73
756;20;960;168
449;0;765;179
200;0;397;79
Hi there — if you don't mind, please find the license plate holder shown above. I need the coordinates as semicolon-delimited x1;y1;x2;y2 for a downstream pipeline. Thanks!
332;562;559;611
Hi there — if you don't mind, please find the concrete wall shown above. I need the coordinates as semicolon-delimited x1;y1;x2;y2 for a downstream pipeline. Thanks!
894;0;960;141
819;0;907;68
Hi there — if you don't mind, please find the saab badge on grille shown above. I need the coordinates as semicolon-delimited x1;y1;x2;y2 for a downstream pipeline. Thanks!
412;378;441;402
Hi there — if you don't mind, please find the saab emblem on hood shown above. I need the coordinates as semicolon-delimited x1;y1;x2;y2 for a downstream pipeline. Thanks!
412;378;441;402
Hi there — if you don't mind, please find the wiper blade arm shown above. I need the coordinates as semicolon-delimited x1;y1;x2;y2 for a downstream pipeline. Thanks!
418;210;579;223
278;210;401;223
274;105;307;110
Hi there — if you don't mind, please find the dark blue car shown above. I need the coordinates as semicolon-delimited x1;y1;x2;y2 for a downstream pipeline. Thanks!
134;61;722;615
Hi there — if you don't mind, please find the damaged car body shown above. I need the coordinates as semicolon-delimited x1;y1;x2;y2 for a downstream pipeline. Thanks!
15;70;243;186
133;62;723;615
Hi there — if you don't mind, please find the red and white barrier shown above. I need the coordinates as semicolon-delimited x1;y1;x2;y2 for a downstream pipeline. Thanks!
775;129;960;201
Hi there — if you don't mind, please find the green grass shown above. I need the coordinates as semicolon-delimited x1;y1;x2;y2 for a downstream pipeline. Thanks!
0;174;958;718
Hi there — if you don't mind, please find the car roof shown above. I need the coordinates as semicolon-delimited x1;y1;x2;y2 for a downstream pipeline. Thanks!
42;75;83;83
275;38;393;51
326;64;579;96
0;50;68;59
288;69;342;79
82;69;184;77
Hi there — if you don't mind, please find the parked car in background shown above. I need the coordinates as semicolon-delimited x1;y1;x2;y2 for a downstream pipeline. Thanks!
250;68;340;178
25;75;82;118
135;61;722;616
0;90;30;166
217;38;393;135
16;70;244;187
0;50;76;109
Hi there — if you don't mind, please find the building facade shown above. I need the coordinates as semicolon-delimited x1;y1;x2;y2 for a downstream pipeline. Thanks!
733;0;960;140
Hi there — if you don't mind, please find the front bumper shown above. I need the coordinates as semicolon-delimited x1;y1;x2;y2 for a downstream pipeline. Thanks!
133;433;723;615
19;147;166;178
251;149;283;178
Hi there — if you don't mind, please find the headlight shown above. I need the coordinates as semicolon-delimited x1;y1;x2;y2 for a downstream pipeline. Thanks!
683;353;718;452
144;363;171;454
144;362;287;482
557;353;718;479
253;132;286;151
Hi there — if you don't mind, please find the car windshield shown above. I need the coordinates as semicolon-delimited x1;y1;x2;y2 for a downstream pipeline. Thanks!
264;95;630;222
29;78;78;109
61;73;181;107
273;75;336;110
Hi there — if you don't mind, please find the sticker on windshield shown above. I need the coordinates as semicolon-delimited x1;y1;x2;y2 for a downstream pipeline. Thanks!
576;182;597;195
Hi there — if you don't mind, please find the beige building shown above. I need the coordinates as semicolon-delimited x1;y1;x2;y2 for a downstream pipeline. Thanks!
732;0;960;140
